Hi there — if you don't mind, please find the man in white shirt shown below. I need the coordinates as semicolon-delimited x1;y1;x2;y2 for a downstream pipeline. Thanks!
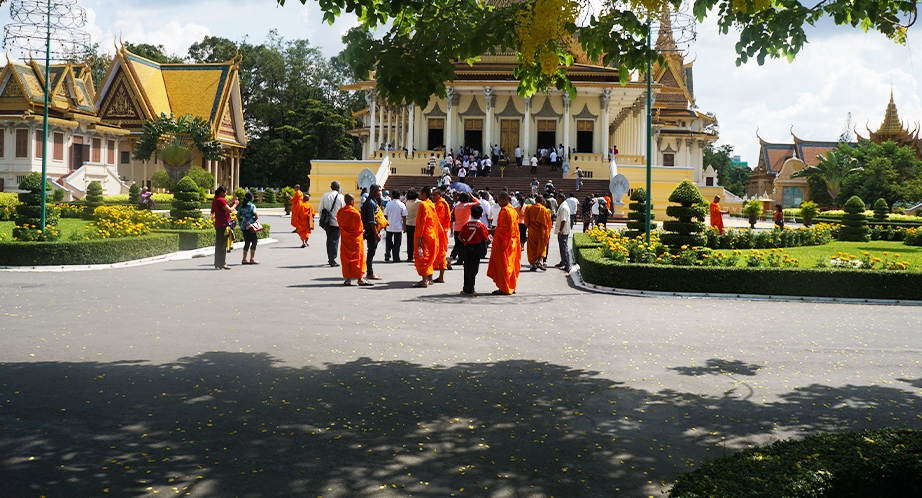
566;193;579;228
320;181;345;267
554;193;571;272
514;146;522;166
478;191;491;226
383;190;408;262
483;156;492;176
549;149;558;171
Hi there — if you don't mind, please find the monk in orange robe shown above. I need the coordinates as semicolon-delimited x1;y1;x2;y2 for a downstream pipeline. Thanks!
487;191;522;295
413;187;440;287
336;193;368;286
294;193;315;247
287;184;304;243
524;196;552;271
432;188;452;283
709;195;728;235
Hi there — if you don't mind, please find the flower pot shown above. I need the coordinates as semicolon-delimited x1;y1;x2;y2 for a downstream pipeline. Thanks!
803;216;813;227
748;214;757;229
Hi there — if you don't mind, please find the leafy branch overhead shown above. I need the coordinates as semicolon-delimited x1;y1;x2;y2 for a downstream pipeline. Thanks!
279;0;917;107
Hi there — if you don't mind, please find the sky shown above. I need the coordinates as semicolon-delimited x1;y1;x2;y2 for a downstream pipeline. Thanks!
4;0;922;165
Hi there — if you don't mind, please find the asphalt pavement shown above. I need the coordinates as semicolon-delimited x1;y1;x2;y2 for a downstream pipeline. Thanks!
1;211;921;498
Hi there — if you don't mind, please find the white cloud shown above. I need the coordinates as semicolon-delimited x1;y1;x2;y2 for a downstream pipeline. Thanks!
111;11;211;57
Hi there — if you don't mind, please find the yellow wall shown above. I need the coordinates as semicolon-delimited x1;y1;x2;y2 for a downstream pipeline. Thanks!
308;160;380;210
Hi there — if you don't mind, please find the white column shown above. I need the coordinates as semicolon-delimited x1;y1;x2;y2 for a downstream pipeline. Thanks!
366;91;377;158
383;105;390;147
636;103;645;161
600;89;611;158
523;97;531;158
407;104;415;154
376;103;384;151
484;87;494;154
446;87;455;153
397;105;404;149
562;92;571;161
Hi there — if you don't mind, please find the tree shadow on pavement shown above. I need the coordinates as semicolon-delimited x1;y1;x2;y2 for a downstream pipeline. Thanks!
669;358;762;377
0;354;919;497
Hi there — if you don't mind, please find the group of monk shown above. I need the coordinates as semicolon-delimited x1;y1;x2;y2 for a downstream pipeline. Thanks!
287;185;316;248
332;184;523;295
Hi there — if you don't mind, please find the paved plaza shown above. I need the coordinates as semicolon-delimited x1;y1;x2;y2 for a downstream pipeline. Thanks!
1;211;921;497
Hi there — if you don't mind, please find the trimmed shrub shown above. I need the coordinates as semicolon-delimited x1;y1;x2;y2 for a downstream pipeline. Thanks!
186;166;215;191
13;172;59;241
624;188;656;239
128;183;141;206
0;233;179;266
150;169;174;191
660;179;706;249
263;188;277;204
838;196;869;242
83;181;104;220
155;223;272;250
873;197;889;221
234;187;247;200
52;188;65;202
574;244;921;301
798;200;819;226
0;192;20;221
669;428;922;498
170;176;202;220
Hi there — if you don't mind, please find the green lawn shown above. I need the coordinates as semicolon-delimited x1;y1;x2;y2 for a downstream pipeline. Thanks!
0;219;92;240
741;240;922;269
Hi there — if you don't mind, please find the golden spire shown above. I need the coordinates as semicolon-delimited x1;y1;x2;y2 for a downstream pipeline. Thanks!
876;88;905;136
656;10;678;52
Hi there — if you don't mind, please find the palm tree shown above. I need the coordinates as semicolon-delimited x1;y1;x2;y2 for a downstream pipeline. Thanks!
792;149;862;205
133;113;224;184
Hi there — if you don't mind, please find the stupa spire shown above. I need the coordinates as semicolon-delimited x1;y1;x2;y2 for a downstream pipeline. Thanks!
876;87;905;135
655;10;678;52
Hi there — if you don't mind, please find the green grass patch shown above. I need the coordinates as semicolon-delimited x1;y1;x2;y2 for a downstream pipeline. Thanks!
0;219;92;240
762;240;922;268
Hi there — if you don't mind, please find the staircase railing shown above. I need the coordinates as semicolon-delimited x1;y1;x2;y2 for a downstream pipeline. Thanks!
375;154;391;187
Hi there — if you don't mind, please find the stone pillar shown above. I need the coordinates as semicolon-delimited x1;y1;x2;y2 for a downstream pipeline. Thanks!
446;87;456;153
600;89;611;158
366;91;377;158
376;102;384;152
383;105;391;148
396;105;403;150
562;92;571;161
685;138;694;170
523;97;531;158
407;104;415;155
484;87;494;154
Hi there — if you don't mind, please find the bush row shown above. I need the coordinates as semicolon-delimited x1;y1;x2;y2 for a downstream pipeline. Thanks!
574;244;920;301
669;428;922;498
154;224;272;250
0;233;179;266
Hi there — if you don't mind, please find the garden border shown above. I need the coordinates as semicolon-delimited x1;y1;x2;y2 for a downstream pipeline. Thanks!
568;235;922;305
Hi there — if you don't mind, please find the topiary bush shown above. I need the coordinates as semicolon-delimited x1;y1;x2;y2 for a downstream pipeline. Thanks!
624;188;656;239
873;198;889;221
170;176;202;220
13;172;59;241
52;188;65;202
83;181;104;220
838;195;869;242
263;188;277;204
669;428;922;498
128;183;141;206
660;179;706;249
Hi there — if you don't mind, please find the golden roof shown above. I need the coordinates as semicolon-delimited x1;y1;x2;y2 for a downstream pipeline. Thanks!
124;53;171;115
875;90;905;136
161;66;228;122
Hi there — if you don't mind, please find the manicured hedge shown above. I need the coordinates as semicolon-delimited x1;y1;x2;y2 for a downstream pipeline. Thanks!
575;245;921;301
154;224;272;250
669;428;922;498
0;233;179;266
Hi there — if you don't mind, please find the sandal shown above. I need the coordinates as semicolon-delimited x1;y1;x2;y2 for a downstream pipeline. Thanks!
221;265;232;270
412;282;428;288
433;278;445;284
249;260;260;265
368;274;383;281
358;281;374;286
241;260;250;265
491;290;508;295
343;280;354;286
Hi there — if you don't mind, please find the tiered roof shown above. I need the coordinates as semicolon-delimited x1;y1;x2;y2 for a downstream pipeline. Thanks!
0;59;98;117
856;90;922;157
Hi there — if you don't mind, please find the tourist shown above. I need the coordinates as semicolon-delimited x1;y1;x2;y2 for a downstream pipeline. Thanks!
236;192;261;265
550;148;558;171
359;187;368;206
413;187;439;288
566;193;579;228
361;184;384;281
286;184;304;234
432;188;452;282
426;155;437;176
487;191;521;295
384;189;407;262
554;193;571;272
451;193;476;266
573;166;584;191
531;178;539;196
210;185;238;270
545;179;555;196
458;164;467;182
530;154;538;174
516;193;528;247
320;181;344;267
381;190;392;208
478;191;492;227
336;193;369;286
774;203;784;228
710;195;728;235
581;195;593;232
594;196;610;227
405;189;420;262
139;187;155;210
525;195;552;271
515;145;522;166
294;192;315;248
459;204;489;296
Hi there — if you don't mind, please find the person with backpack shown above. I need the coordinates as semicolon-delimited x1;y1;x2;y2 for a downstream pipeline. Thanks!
319;181;344;267
459;204;489;296
594;195;610;227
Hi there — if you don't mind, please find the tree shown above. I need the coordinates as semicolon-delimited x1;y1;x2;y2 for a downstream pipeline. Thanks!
837;140;922;207
792;147;861;206
185;166;216;191
703;144;750;197
151;170;175;192
124;42;184;64
278;0;919;107
133;113;224;184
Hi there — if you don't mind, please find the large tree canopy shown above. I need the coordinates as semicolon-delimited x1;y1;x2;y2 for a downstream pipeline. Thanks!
279;0;917;107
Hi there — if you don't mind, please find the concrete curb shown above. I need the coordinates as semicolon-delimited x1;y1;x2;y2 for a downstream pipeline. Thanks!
565;238;922;307
0;238;279;273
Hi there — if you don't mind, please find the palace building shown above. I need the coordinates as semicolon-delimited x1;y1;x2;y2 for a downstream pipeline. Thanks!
309;8;734;217
0;44;246;197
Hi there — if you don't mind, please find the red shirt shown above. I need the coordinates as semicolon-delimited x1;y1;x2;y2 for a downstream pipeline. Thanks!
211;197;231;227
458;220;489;245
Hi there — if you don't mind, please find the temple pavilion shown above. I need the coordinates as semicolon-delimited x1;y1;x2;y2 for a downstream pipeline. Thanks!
310;4;732;217
745;91;916;207
0;44;246;197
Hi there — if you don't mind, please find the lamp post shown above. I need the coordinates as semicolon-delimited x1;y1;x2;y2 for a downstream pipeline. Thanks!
644;24;653;243
40;0;50;231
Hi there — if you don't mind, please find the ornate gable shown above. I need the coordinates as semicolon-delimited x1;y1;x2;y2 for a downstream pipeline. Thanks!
0;67;27;104
98;68;147;129
218;104;236;140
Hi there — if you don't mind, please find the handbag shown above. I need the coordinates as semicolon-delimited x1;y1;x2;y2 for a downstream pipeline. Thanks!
319;195;338;229
249;221;264;233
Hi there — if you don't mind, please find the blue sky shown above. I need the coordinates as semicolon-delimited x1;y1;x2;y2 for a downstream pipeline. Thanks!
5;0;921;164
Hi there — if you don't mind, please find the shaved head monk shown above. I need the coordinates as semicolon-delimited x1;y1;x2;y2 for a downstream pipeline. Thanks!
336;193;370;286
431;188;452;283
287;184;304;240
413;187;439;288
294;192;315;247
524;195;552;271
487;191;521;295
